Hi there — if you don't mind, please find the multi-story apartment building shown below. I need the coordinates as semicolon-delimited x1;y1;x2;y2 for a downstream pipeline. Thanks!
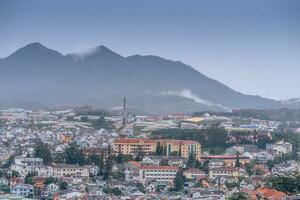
10;183;35;198
159;139;201;160
209;167;244;179
127;161;178;186
113;138;157;155
113;138;201;160
50;164;98;178
266;141;293;155
11;157;44;176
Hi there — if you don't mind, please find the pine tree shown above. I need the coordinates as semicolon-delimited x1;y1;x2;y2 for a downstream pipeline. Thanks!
173;170;185;191
235;153;241;168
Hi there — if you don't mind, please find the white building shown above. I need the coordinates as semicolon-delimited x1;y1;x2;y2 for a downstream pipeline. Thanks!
50;164;98;178
266;141;293;155
11;157;44;176
10;184;34;198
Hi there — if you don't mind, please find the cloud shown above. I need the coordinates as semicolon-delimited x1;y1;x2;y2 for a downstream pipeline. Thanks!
160;88;231;111
72;46;99;58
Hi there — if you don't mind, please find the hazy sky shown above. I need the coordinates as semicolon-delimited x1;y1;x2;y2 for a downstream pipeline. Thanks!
1;0;299;100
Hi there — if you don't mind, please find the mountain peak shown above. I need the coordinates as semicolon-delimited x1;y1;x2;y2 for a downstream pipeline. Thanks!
7;42;63;60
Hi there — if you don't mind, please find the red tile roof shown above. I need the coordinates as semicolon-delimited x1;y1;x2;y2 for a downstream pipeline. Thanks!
113;138;156;144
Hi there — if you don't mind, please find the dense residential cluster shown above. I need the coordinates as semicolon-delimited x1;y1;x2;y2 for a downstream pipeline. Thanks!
0;107;300;200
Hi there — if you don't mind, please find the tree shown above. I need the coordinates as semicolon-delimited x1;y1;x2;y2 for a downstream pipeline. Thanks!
173;170;185;191
11;170;20;178
59;181;68;190
99;152;104;175
170;151;179;156
235;153;241;168
265;175;300;195
104;144;113;180
1;155;14;169
103;187;122;196
245;163;253;176
257;135;272;149
187;153;196;168
45;177;58;185
228;192;247;200
155;142;163;155
178;142;182;157
25;172;37;185
159;158;169;166
115;153;125;164
34;142;52;165
64;142;85;165
92;116;115;130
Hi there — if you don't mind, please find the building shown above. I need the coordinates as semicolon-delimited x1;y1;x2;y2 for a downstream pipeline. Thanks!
11;157;44;176
113;138;201;160
33;177;46;190
159;139;201;160
128;161;178;186
209;167;243;180
250;187;286;200
266;141;292;155
201;155;250;167
183;168;206;180
10;184;35;198
50;164;96;178
113;138;157;156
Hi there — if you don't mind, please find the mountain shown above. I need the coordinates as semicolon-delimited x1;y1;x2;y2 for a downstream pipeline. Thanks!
0;42;282;113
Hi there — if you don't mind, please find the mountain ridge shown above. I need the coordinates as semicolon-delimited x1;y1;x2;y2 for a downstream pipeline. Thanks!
0;42;288;113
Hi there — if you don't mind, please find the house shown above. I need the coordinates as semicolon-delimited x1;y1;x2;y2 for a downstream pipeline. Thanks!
141;156;162;166
50;164;97;178
33;177;46;190
250;187;286;200
255;151;273;163
58;190;87;200
209;167;243;180
183;168;206;180
128;161;178;186
41;183;59;198
271;160;300;176
11;157;44;176
208;159;224;169
266;141;292;155
0;177;8;186
201;155;250;167
9;177;23;187
10;183;35;198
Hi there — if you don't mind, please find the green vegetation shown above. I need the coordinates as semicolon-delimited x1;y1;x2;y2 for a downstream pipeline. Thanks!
173;170;185;191
64;142;85;165
59;181;68;190
25;172;37;185
103;187;122;196
0;184;10;193
227;192;248;200
265;174;300;194
45;177;58;185
1;155;15;169
34;142;52;165
103;144;113;180
266;153;297;170
92;116;115;130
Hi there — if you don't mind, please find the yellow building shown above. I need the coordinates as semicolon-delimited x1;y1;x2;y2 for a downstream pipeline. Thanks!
113;138;157;155
113;138;201;160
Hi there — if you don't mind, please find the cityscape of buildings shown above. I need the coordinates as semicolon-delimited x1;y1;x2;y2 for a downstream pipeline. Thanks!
0;105;299;200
